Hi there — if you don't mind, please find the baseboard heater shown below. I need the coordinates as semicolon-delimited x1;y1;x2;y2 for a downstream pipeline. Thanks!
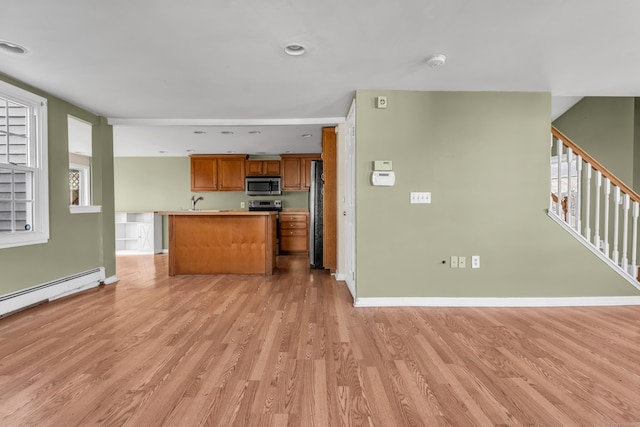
0;267;105;318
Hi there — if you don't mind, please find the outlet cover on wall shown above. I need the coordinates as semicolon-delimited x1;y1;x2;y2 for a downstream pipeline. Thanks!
458;256;466;268
450;256;458;268
471;255;480;269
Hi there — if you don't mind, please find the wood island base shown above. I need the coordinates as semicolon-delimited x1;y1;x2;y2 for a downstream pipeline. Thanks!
163;211;277;276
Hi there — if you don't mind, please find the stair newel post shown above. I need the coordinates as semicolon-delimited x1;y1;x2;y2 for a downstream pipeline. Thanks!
603;177;611;257
584;165;592;242
622;192;630;271
575;154;582;233
632;200;639;277
612;186;621;265
594;171;602;249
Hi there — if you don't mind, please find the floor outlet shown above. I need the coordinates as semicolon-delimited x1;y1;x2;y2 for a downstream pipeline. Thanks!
458;256;466;268
450;256;458;268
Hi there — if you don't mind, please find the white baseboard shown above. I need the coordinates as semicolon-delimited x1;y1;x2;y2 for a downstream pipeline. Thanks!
104;275;119;285
0;268;106;317
334;273;346;281
354;296;640;308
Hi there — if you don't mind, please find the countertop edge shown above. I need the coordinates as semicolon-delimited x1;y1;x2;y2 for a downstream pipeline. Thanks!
159;210;277;216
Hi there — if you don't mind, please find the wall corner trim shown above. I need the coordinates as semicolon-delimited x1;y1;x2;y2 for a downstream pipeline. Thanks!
353;296;640;308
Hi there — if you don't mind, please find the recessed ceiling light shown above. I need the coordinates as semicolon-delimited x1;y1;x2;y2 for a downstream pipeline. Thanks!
186;149;196;153
426;53;447;68
248;130;261;135
221;131;234;135
284;44;306;56
0;41;28;55
285;150;293;153
159;150;168;154
301;134;312;138
227;150;235;154
193;131;206;135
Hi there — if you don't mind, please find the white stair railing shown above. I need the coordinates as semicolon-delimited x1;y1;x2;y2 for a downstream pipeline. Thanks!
550;127;640;286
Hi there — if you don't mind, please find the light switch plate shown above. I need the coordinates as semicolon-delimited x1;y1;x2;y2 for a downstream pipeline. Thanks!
458;256;466;268
410;192;431;204
450;256;458;268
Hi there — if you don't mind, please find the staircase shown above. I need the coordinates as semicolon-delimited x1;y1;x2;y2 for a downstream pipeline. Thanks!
550;126;640;290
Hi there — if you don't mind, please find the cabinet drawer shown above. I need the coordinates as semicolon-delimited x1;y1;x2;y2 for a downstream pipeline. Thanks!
280;229;306;237
280;214;306;222
280;221;306;230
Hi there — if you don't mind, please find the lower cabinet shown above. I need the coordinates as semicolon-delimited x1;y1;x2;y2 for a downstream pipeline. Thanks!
279;212;308;254
115;212;162;254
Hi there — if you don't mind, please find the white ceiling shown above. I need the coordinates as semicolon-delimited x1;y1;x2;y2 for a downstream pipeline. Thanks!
1;1;638;156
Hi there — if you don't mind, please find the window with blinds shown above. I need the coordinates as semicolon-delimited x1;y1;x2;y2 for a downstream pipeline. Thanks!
0;80;48;249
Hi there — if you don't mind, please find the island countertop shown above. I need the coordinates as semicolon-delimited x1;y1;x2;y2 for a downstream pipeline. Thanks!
162;210;277;276
159;210;276;216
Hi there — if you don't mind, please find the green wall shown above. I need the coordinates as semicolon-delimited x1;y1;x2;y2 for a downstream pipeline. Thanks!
354;90;639;298
0;73;115;294
553;97;635;185
113;157;309;247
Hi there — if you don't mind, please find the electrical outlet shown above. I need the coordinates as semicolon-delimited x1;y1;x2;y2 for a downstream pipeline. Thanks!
240;202;245;209
471;255;480;269
450;256;458;268
458;256;466;268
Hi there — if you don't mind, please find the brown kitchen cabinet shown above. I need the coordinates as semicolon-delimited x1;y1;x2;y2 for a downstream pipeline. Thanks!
246;160;281;176
280;154;321;191
279;212;309;254
190;156;218;191
190;155;246;192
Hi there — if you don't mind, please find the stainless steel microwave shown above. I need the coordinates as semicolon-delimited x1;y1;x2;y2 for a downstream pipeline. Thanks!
245;176;282;196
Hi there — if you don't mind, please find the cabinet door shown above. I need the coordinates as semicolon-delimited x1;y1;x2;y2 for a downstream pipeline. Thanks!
245;160;263;176
302;155;322;190
191;157;218;191
218;156;246;191
263;160;281;176
281;157;301;190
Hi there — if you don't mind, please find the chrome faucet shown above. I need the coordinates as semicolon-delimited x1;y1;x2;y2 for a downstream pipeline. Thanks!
190;195;204;210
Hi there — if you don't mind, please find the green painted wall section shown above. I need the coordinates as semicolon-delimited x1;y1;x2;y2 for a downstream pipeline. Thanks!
113;157;309;248
354;90;639;298
635;98;640;192
553;97;635;185
0;74;116;294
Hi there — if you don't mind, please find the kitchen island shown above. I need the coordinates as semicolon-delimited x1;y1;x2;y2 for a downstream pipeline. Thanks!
161;210;277;276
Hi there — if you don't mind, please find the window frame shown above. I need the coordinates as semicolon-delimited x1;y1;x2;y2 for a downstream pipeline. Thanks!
0;80;49;249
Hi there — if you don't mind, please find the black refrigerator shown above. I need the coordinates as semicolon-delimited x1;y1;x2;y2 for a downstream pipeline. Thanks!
309;160;324;269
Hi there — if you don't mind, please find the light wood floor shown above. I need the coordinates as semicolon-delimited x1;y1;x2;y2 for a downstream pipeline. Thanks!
1;255;640;426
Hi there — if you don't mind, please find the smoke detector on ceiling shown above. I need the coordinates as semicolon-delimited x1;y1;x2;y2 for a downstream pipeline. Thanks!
426;53;447;68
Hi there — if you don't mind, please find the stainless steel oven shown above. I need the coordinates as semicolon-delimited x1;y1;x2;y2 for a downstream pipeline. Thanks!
248;200;282;254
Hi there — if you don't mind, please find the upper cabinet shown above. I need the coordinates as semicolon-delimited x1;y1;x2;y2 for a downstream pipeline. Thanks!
190;155;246;192
218;156;246;191
191;156;218;191
280;154;322;191
246;159;281;176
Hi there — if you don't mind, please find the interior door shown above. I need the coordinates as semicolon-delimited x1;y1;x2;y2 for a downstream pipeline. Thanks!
344;100;356;298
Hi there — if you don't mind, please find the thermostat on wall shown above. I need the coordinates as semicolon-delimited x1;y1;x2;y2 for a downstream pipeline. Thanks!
371;171;396;186
373;160;393;171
